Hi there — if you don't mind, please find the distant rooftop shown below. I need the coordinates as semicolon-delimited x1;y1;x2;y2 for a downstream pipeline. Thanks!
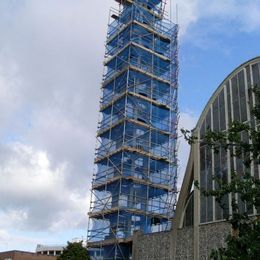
36;244;65;252
0;250;57;259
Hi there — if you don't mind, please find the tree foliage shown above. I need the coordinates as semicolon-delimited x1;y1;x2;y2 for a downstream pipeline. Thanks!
205;172;260;260
57;241;90;260
181;86;260;260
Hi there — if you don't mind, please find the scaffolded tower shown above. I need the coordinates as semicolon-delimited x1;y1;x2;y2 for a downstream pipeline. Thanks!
87;0;178;259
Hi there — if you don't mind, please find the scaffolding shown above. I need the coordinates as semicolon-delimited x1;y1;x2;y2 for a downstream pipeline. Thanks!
87;0;178;259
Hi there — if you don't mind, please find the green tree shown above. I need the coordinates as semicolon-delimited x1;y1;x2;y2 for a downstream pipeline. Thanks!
57;241;90;260
181;86;260;260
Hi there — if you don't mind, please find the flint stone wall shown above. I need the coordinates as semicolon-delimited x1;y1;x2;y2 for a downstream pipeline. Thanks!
132;230;171;260
132;221;230;260
199;221;230;260
175;226;194;260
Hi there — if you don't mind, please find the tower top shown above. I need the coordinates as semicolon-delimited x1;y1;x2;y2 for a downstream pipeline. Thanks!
115;0;165;16
115;0;163;6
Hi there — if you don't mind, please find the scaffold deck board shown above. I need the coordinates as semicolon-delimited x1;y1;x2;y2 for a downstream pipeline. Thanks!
89;206;169;220
92;175;173;191
87;236;133;247
95;146;170;164
97;117;171;137
100;90;170;112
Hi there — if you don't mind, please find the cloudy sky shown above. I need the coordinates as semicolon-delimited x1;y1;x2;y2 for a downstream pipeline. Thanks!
0;0;260;251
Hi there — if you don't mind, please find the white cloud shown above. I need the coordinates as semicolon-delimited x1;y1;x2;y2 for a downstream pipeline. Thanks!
169;0;199;35
0;142;89;232
0;0;119;250
0;0;117;250
172;0;260;37
0;57;23;134
177;111;198;189
0;229;39;251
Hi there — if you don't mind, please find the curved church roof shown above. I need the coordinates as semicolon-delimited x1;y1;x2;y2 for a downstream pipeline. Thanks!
195;56;260;130
175;56;260;228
